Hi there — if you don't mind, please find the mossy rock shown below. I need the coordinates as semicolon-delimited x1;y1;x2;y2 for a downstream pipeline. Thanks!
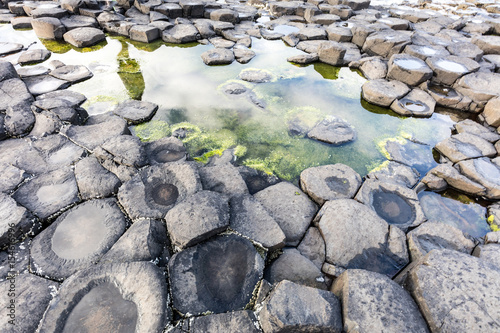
39;38;107;54
134;120;171;142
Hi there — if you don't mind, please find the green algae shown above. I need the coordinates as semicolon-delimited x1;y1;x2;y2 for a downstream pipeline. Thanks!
313;63;341;80
133;120;171;142
39;38;107;54
117;39;145;100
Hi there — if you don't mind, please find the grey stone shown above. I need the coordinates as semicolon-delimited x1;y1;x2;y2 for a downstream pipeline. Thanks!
0;61;18;82
455;119;500;143
259;280;342;333
36;90;86;107
145;136;186;164
191;310;259;333
179;0;205;18
483;97;500;127
260;28;284;40
367;161;420;188
199;164;248;197
118;163;202;220
17;65;50;78
0;193;35;248
75;155;121;200
60;0;84;14
201;47;235;65
426;55;480;86
455;72;500;107
377;17;409;30
60;15;98;30
472;35;500;55
383;138;435;172
447;41;484;62
287;52;318;64
0;79;33;112
297;226;326;270
31;17;66;40
331;269;429;333
4;101;35;137
300;163;362;205
390;88;436;117
0;138;48;175
113;99;158;125
208;37;235;49
456;157;500;200
0;273;58;333
130;25;160;43
0;162;27;194
408;221;475;262
421;82;472;111
237;166;280;195
62;115;129;150
317;199;409;277
162;24;200;44
317;40;346;66
265;248;327;290
297;27;327;41
101;218;168;264
326;25;352;42
10;16;32;29
362;79;410;107
31;7;68;19
38;262;170;332
23;75;71;96
254;182;317;246
50;64;93;83
404;44;449;61
405;249;500;332
31;134;86;169
166;190;229;249
233;45;255;64
0;238;31;279
155;3;183;19
63;27;105;47
355;179;426;232
296;40;325;54
473;243;500;270
435;132;496;163
17;49;51;66
358;56;388;80
230;194;285;250
94;135;147;182
362;30;412;58
307;116;356;145
168;234;264;315
387;54;433;87
0;42;23;57
210;9;238;23
13;167;79;220
29;198;126;280
239;68;274;83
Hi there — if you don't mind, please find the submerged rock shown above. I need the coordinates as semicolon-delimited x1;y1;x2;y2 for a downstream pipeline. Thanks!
259;280;342;333
168;234;264;315
435;133;496;163
113;99;158;125
201;48;235;65
49;65;93;83
145;136;187;164
332;269;429;333
307;116;356;145
38;262;171;332
29;199;127;280
367;161;420;188
239;68;274;83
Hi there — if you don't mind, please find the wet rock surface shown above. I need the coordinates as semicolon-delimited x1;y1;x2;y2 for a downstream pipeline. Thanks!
307;116;356;145
168;234;264;315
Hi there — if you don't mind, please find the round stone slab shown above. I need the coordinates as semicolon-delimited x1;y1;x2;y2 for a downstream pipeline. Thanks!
168;234;264;315
37;262;171;333
390;88;436;117
118;163;202;220
145;136;187;164
307;116;356;145
355;179;426;232
387;54;433;86
50;65;93;83
425;55;479;86
29;198;127;280
361;79;410;107
300;163;362;205
239;68;274;83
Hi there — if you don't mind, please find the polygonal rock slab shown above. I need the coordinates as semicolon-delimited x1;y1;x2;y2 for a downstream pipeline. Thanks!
118;163;202;220
4;101;36;137
455;119;500;143
239;68;274;83
191;310;260;333
362;79;410;107
62;115;129;150
94;135;147;182
298;226;326;270
254;182;318;246
23;75;70;96
0;42;23;57
472;35;500;54
358;56;388;80
0;273;58;333
435;133;496;163
36;89;87;107
362;30;412;58
426;55;480;86
38;262;170;333
145;136;186;164
265;248;326;290
390;88;436;117
473;243;500;270
300;163;362;205
165;190;229;249
13;167;79;220
75;155;122;200
454;71;500;106
168;234;264;315
317;199;409;277
307;116;356;145
355;179;426;232
384;138;435;174
0;162;27;194
113;99;158;125
387;54;433;86
456;157;500;200
405;249;500;332
100;219;168;264
404;44;450;61
31;17;65;40
63;27;106;47
130;25;160;43
49;65;93;83
331;269;429;333
0;193;36;248
230;194;285;250
162;24;200;44
259;280;343;333
407;221;475;262
318;41;346;66
0;78;33;112
199;164;248;198
366;161;420;188
18;49;51;66
201;48;235;65
29;199;127;280
32;134;86;170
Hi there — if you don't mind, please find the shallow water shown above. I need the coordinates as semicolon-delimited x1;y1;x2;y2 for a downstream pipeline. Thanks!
1;24;456;182
435;60;468;73
394;58;424;70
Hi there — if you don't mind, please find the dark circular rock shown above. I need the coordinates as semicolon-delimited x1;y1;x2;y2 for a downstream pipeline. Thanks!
371;191;413;225
29;199;127;280
168;234;264;315
37;262;171;333
151;183;179;206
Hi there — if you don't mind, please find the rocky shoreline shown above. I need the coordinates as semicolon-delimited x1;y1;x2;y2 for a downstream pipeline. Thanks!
1;0;500;332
